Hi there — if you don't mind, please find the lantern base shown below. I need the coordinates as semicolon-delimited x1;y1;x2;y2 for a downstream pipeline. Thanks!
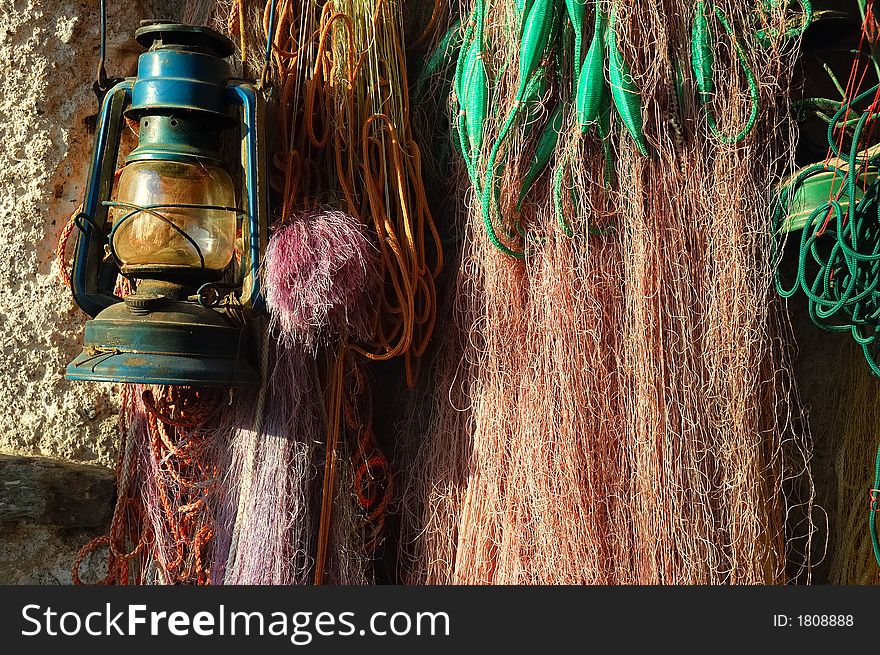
65;298;259;387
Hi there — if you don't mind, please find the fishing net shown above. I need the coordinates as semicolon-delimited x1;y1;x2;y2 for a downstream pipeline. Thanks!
398;0;818;584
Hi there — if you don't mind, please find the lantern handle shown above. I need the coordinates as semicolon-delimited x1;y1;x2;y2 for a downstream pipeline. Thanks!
227;83;268;313
72;80;133;318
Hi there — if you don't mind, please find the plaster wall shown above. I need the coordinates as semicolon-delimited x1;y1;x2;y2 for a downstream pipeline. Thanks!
0;0;185;468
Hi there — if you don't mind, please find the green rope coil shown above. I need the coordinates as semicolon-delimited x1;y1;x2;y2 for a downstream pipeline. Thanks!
451;0;622;256
477;0;558;258
773;83;880;374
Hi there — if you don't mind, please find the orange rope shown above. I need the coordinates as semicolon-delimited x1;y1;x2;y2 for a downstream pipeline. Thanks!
246;0;440;580
55;167;125;292
348;113;442;386
73;385;145;585
55;208;79;290
269;0;442;386
74;384;221;585
315;342;347;585
235;0;247;64
343;360;393;551
72;536;126;585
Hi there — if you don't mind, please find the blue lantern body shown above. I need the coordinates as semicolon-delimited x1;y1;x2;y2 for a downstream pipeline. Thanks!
66;23;268;387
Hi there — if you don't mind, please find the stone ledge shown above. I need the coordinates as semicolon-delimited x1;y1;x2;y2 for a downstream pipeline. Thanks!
0;454;115;584
0;454;115;529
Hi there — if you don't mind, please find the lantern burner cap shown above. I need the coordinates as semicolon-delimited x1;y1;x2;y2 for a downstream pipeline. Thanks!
125;292;168;315
135;22;235;59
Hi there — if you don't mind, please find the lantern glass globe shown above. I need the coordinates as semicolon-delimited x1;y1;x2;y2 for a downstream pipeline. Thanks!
110;160;237;276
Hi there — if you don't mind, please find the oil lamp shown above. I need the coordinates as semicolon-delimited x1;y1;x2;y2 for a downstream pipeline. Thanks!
66;22;268;386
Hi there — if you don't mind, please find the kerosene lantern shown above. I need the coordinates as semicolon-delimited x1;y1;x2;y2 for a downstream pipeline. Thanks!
66;22;267;386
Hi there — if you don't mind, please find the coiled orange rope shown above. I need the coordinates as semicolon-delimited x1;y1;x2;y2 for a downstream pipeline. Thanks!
344;359;393;552
267;0;442;386
259;0;440;582
72;385;222;585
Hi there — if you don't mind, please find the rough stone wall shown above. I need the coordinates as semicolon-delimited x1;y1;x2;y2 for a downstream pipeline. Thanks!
0;454;114;583
0;0;185;468
0;0;186;584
